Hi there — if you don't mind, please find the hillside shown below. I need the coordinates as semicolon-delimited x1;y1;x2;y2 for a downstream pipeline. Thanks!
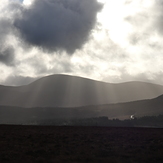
1;94;163;124
0;74;163;108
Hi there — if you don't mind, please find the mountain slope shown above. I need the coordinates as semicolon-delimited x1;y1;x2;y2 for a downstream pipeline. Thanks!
1;94;163;124
0;74;163;107
98;94;163;119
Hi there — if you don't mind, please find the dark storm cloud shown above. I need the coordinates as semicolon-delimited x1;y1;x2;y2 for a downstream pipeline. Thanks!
14;0;103;54
0;47;15;66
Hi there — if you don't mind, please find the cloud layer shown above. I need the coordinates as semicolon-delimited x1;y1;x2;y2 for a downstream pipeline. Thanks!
1;0;163;86
14;0;102;54
0;0;102;59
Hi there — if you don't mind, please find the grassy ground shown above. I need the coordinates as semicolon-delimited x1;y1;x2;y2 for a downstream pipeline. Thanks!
0;125;163;162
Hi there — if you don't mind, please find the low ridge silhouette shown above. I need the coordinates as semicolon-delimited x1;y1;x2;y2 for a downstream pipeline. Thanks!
1;94;163;124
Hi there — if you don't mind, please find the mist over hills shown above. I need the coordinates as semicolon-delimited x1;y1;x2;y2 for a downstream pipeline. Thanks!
1;94;163;124
0;74;163;108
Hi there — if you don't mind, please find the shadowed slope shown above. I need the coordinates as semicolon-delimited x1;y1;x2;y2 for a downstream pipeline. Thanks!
1;94;163;124
98;94;163;119
0;74;163;107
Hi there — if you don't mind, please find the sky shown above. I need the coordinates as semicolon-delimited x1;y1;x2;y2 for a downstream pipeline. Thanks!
0;0;163;86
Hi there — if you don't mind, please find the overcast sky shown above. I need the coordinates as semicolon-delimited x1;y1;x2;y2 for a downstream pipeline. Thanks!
0;0;163;86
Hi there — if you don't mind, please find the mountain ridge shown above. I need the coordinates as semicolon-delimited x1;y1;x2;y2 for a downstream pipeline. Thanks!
2;74;163;87
0;74;163;107
20;74;163;87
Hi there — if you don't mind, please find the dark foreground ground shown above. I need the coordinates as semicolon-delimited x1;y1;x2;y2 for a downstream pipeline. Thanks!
0;125;163;163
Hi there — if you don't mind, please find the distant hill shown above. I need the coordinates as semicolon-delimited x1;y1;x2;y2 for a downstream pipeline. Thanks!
0;74;163;107
97;94;163;119
1;94;163;124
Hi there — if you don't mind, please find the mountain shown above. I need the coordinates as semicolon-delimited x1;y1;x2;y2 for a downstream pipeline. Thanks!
98;94;163;119
1;94;163;124
0;74;163;107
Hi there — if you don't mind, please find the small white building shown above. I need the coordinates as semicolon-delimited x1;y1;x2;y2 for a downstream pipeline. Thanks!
130;115;135;120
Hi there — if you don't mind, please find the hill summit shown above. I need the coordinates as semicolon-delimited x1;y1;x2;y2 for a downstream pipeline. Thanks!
0;74;163;107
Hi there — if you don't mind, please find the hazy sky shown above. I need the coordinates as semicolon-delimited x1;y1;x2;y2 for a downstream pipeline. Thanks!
0;0;163;86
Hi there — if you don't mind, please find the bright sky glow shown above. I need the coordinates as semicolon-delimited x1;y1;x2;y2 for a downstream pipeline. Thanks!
23;0;33;6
